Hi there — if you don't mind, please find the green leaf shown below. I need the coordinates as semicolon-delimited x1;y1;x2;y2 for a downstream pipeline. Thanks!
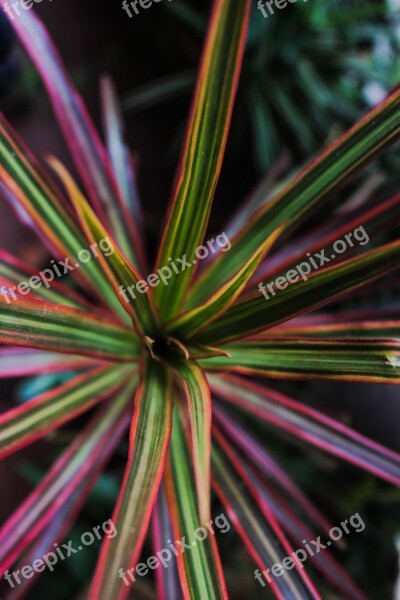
90;359;172;600
212;440;318;600
0;249;90;310
0;295;139;360
165;407;228;600
170;360;212;522
0;379;135;570
4;10;144;269
198;240;400;344
0;115;126;320
168;227;281;339
0;365;133;459
202;338;400;383
154;0;251;319
49;158;159;336
190;87;400;304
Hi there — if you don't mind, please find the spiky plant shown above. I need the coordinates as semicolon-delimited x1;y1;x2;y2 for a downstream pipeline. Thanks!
0;2;400;599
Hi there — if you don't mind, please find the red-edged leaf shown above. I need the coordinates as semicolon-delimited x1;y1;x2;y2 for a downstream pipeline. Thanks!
212;435;320;600
152;485;184;600
0;379;135;573
213;427;365;600
90;359;172;600
49;158;159;336
213;407;334;536
2;5;145;269
164;406;228;600
168;227;282;339
0;295;138;360
170;360;212;522
0;348;98;379
209;374;400;485
0;365;133;459
198;240;400;344
0;248;91;310
202;338;400;383
101;75;144;235
154;0;251;318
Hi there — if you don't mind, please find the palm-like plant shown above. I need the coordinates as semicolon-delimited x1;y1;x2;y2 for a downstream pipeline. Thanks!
0;2;400;599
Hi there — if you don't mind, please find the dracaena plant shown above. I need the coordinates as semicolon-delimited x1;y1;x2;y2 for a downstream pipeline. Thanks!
0;2;400;599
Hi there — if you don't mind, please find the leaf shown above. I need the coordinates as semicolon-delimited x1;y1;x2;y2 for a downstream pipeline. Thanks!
152;486;184;600
101;76;144;233
0;295;139;360
154;0;251;319
122;69;195;113
0;248;90;310
168;228;282;339
202;338;400;383
213;407;334;536
0;365;133;459
209;374;400;485
212;440;320;600
0;347;98;379
191;87;400;304
0;380;135;572
164;407;228;600
271;319;400;338
3;6;145;269
90;360;172;600
0;115;126;320
253;192;400;288
170;360;212;522
198;240;400;344
49;158;159;336
213;427;365;600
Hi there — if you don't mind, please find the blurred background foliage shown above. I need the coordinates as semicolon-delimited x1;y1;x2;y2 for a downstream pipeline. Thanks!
1;1;399;598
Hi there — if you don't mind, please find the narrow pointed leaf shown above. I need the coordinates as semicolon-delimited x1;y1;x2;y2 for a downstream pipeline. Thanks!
101;75;144;233
213;428;365;600
50;158;159;336
0;248;90;310
203;338;400;383
0;379;135;572
214;407;334;536
198;240;400;344
0;115;126;319
209;374;400;485
253;192;400;288
164;407;228;600
272;320;400;338
90;360;172;600
0;365;133;459
212;440;320;600
2;5;144;269
152;486;184;600
155;0;251;318
0;348;99;378
170;360;212;522
0;295;138;360
168;228;281;339
191;88;400;303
